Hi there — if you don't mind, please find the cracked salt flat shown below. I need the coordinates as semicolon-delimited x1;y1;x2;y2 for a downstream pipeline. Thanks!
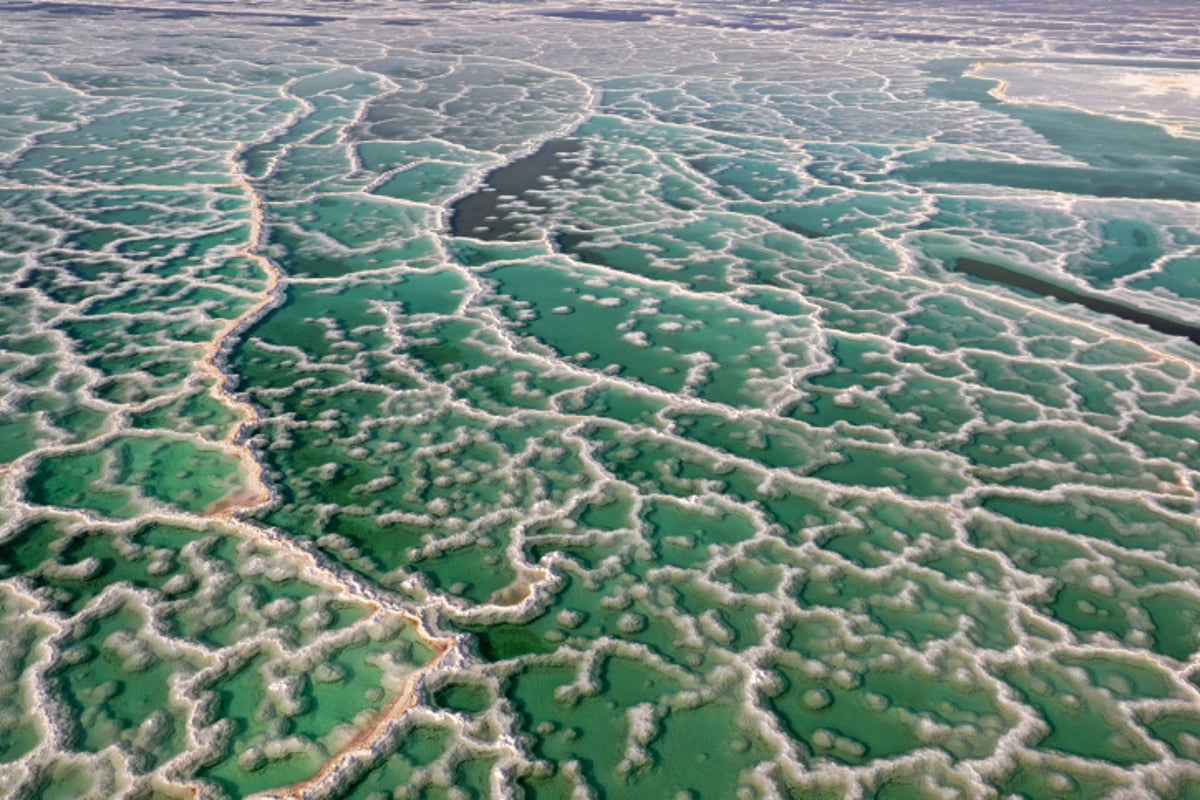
972;61;1200;139
2;1;1200;798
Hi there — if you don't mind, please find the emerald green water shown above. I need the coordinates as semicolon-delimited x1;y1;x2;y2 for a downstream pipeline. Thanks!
3;2;1200;799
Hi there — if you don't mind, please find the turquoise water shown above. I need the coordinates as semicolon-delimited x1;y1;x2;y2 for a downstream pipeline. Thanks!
2;2;1200;798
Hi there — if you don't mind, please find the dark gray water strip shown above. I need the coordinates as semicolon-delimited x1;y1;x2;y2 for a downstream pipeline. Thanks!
954;258;1200;347
450;139;585;240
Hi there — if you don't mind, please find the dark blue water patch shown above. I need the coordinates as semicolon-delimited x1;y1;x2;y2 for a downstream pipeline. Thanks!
2;1;342;24
260;17;326;28
889;32;963;43
2;2;116;15
953;257;1200;347
539;8;674;22
450;139;588;241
